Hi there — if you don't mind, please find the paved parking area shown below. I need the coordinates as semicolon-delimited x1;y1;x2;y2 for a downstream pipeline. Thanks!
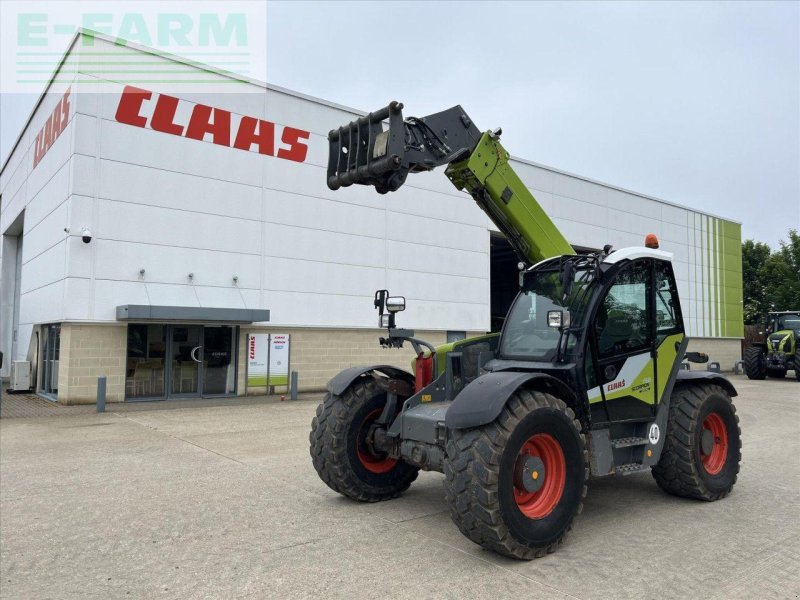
1;375;798;599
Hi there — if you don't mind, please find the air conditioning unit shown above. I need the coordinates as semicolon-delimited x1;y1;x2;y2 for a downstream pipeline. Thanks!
10;361;31;392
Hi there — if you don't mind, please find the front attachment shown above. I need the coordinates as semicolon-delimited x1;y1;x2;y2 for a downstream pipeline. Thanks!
327;102;481;194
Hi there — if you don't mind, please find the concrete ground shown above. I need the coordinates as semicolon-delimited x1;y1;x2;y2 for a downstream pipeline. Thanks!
0;375;798;599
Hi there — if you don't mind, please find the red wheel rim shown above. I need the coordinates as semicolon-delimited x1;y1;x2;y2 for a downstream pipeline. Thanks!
700;412;728;475
514;433;566;519
356;409;398;474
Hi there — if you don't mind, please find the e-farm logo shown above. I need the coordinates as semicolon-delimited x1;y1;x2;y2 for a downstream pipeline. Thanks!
18;13;247;49
0;1;267;93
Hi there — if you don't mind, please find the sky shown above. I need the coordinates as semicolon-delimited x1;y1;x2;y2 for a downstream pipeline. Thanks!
1;1;798;245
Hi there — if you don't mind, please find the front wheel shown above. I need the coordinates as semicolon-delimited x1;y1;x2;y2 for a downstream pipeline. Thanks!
443;390;588;560
743;347;766;380
309;379;418;502
652;383;741;501
795;353;800;382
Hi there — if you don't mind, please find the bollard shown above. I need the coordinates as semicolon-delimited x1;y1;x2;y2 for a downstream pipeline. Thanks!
290;371;298;401
96;376;107;413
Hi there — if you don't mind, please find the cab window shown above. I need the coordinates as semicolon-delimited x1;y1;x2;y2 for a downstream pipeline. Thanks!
655;261;683;342
594;260;652;358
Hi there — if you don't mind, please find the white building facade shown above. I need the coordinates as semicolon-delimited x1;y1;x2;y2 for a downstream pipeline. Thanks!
0;32;742;403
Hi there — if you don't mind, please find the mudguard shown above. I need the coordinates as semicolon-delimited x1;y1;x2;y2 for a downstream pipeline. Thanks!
445;371;576;430
327;365;414;396
675;370;738;397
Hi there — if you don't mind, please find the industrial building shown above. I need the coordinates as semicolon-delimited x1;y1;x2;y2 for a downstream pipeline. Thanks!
0;31;743;403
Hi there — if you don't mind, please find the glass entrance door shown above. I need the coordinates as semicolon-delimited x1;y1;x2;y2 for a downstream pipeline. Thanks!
170;326;202;396
203;326;236;395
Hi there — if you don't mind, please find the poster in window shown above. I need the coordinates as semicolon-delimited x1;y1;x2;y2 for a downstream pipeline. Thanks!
267;334;290;386
247;333;268;387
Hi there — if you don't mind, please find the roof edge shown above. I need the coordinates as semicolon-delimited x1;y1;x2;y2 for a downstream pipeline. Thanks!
1;30;740;226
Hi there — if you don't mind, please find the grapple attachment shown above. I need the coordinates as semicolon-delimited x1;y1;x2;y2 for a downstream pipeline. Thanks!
327;101;481;194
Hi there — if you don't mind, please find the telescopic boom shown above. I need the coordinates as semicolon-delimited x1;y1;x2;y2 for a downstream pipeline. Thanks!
327;102;574;265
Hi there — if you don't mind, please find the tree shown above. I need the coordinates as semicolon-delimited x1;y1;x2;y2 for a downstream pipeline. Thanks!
768;229;800;311
742;229;800;324
741;239;771;323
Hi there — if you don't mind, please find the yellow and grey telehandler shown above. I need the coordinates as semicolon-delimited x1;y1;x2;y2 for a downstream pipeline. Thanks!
310;102;742;559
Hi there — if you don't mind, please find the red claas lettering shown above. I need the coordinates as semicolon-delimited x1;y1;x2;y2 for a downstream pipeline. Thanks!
276;127;310;163
151;94;184;136
114;85;310;163
115;85;151;128
33;87;71;168
185;104;231;147
233;117;275;155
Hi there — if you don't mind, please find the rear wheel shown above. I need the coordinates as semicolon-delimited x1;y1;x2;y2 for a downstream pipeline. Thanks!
795;353;800;381
309;379;418;502
743;346;766;380
652;383;741;501
443;390;587;560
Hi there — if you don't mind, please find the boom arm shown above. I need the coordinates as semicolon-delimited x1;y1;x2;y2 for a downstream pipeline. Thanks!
327;102;574;265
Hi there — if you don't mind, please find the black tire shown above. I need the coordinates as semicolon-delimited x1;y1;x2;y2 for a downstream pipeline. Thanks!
443;390;588;560
743;346;766;380
795;353;800;382
766;368;786;379
309;378;418;502
652;383;741;501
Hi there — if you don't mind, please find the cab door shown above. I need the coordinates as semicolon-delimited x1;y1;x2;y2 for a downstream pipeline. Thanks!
588;259;656;423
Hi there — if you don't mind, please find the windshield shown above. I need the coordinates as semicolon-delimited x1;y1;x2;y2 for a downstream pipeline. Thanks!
776;314;800;331
500;265;595;361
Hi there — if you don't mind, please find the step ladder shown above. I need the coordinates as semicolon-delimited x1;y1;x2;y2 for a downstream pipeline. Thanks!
611;436;649;475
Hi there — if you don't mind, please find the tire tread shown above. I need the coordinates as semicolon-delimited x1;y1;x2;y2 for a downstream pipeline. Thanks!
309;379;418;502
744;346;766;380
651;383;741;501
443;390;588;560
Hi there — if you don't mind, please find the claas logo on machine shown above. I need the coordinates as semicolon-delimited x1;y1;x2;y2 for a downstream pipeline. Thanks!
606;379;626;392
115;85;310;163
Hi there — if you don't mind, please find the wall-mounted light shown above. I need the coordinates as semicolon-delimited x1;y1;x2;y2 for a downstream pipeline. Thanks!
232;275;239;285
139;268;145;280
188;273;194;282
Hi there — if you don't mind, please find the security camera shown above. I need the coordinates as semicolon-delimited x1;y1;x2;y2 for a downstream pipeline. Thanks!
81;228;92;244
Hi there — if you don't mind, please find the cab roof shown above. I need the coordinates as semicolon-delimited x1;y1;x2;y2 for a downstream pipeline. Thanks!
602;246;674;264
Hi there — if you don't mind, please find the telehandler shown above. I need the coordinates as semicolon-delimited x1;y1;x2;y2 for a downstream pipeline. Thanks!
310;102;742;559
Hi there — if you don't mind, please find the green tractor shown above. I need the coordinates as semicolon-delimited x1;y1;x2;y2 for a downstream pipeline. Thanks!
744;311;800;381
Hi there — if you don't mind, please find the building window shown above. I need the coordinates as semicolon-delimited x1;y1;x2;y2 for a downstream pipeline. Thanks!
40;324;60;398
125;324;237;399
126;324;166;399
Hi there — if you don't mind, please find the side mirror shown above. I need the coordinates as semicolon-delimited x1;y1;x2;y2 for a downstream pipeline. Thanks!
386;297;406;313
684;352;709;364
547;310;571;329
